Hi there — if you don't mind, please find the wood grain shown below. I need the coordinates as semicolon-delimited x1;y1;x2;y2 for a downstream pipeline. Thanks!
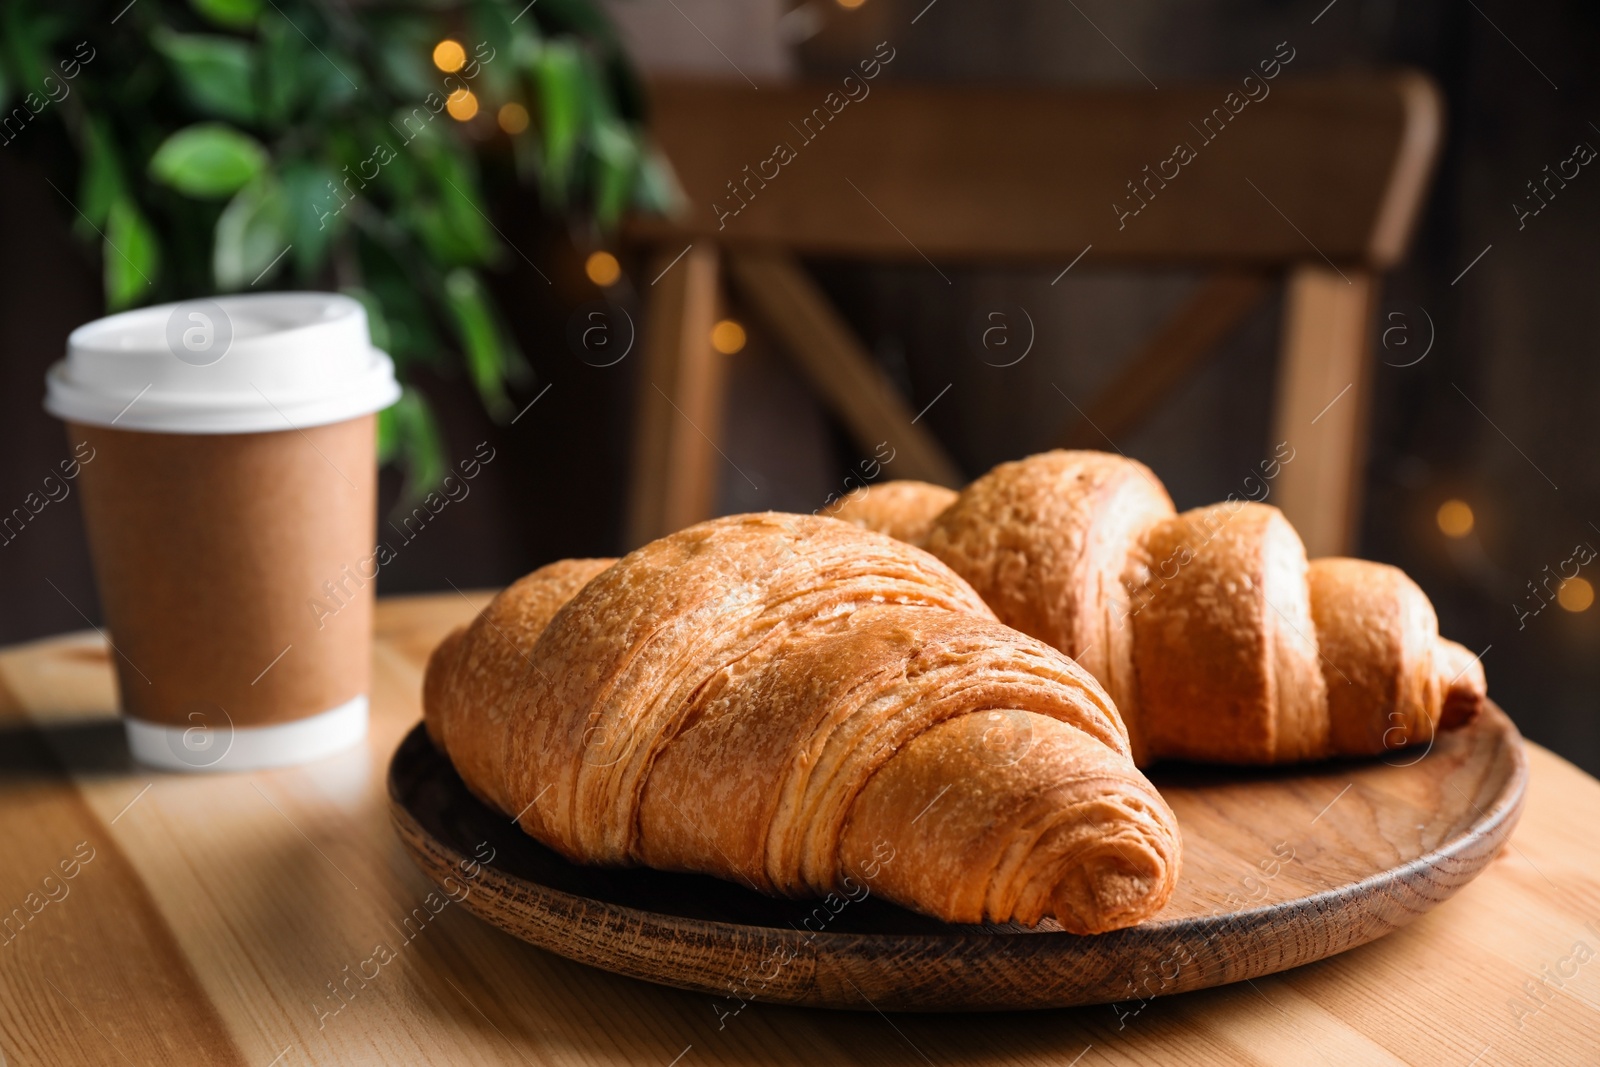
389;705;1524;1011
629;74;1441;268
627;244;728;547
1272;265;1377;558
1;595;1596;1065
625;75;1442;557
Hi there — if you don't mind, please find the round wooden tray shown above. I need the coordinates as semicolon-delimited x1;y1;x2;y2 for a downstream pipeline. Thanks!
388;704;1527;1012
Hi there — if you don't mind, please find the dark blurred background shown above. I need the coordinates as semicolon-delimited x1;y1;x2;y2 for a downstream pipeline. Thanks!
3;0;1597;775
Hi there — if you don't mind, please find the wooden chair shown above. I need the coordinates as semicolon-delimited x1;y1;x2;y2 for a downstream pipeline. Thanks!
624;73;1442;557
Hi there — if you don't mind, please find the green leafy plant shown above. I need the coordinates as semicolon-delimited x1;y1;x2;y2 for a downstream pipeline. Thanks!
0;0;674;496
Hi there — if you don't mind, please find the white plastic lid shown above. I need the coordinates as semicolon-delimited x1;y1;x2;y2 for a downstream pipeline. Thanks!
45;292;401;434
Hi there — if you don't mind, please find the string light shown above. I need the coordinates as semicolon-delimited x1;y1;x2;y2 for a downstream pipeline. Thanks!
1558;577;1594;613
498;102;530;135
1436;499;1474;539
585;251;621;287
432;40;466;73
710;320;747;354
446;89;479;121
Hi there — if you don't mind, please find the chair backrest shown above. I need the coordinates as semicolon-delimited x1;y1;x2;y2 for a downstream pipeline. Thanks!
632;73;1441;268
624;73;1443;556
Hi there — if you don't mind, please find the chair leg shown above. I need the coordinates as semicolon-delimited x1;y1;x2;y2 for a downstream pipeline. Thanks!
725;249;963;488
1055;271;1272;451
626;244;726;548
1271;263;1376;559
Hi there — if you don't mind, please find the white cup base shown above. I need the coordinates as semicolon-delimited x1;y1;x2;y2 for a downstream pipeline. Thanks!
125;695;368;772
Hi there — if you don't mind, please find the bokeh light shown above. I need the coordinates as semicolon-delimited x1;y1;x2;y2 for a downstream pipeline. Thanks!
446;89;479;121
710;319;747;354
1558;577;1594;613
1436;499;1474;539
432;40;466;73
498;102;530;135
837;0;868;8
585;251;622;287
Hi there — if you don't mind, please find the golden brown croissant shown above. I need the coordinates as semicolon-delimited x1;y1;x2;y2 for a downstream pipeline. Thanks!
828;480;958;545
424;557;616;814
423;513;1181;933
842;450;1486;766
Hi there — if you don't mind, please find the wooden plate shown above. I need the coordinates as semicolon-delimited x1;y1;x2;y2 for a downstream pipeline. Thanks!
388;704;1526;1012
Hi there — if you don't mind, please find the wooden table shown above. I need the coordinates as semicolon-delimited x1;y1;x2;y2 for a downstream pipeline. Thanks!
3;594;1596;1066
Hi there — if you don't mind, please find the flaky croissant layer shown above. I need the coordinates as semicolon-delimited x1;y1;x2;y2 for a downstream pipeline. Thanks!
833;450;1488;766
424;513;1181;933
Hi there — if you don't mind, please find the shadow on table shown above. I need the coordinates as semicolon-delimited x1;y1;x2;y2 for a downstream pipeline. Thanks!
0;717;133;782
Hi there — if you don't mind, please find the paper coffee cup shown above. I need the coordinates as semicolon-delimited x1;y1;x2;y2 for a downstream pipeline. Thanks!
45;293;400;772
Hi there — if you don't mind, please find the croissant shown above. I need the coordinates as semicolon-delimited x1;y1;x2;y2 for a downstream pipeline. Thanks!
423;557;616;814
423;513;1182;933
833;450;1487;766
829;479;957;545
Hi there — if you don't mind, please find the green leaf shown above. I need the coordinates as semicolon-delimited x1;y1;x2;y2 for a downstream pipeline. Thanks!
149;123;269;199
279;160;342;278
374;27;436;100
214;176;289;288
377;119;425;199
444;268;516;419
154;29;257;123
258;13;305;126
512;24;544;69
437;161;497;261
303;46;360;109
190;0;262;31
355;237;441;367
591;119;638;230
533;40;587;204
0;7;49;103
104;198;158;310
76;118;124;235
376;403;399;467
633;147;684;216
466;4;517;100
403;141;497;266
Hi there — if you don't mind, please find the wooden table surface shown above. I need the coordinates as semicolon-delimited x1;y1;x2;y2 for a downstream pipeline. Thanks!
2;594;1597;1066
